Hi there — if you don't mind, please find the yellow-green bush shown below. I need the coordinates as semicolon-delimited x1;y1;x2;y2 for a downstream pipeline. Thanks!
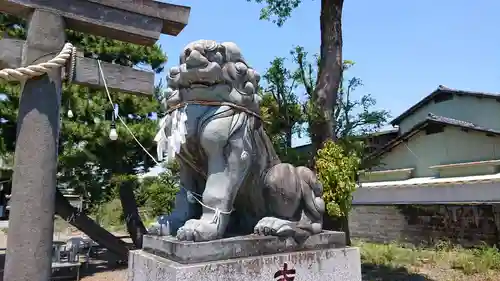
316;140;360;217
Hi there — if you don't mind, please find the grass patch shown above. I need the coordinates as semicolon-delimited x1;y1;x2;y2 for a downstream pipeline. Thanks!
92;199;157;233
54;216;73;233
450;244;500;275
356;240;500;279
51;200;149;235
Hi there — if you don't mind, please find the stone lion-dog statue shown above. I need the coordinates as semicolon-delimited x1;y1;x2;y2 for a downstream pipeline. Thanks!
148;40;325;242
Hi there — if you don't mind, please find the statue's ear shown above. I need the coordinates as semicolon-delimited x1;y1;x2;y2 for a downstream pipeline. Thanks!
179;47;191;65
254;71;261;84
217;44;227;62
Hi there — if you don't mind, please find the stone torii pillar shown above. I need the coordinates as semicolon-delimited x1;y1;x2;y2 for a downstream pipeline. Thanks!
0;1;190;281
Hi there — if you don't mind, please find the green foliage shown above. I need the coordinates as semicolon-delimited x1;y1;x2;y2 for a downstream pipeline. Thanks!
0;14;168;208
316;140;360;218
260;46;389;166
247;0;302;26
135;162;180;217
109;173;140;199
259;57;305;163
292;47;391;142
261;58;304;138
357;240;500;278
452;244;500;274
259;48;387;218
0;14;26;39
95;198;125;229
0;83;19;154
93;162;180;228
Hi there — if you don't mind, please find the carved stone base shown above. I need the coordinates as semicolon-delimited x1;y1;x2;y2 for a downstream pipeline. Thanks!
128;231;362;281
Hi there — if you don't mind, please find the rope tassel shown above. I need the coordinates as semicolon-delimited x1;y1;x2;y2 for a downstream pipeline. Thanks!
154;105;188;163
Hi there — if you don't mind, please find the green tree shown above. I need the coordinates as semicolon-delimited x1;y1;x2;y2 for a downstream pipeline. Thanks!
136;161;180;218
0;13;167;248
293;47;389;242
260;47;389;241
260;57;305;163
249;0;345;153
335;62;391;139
292;47;390;152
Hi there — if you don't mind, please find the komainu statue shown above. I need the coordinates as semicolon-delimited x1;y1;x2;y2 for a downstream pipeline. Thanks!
149;40;325;242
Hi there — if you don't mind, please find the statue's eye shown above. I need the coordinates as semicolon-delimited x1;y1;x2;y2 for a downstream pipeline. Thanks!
210;52;223;65
184;48;191;57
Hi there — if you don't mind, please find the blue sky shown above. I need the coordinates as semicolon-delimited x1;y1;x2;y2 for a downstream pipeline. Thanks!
143;0;500;176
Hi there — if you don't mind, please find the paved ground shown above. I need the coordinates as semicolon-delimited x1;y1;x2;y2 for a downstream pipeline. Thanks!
0;221;8;230
0;230;128;281
81;269;127;281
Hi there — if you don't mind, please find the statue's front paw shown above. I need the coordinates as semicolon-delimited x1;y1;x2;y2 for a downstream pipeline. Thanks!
147;221;170;236
254;217;294;237
176;219;220;242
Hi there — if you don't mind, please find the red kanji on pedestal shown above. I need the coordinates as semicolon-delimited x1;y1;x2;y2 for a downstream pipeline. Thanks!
274;262;296;281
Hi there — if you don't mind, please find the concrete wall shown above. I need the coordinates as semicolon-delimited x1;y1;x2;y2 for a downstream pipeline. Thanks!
352;182;500;204
398;95;500;135
373;126;500;177
349;205;500;246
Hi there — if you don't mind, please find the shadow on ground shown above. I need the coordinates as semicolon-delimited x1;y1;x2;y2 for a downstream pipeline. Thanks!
362;263;435;281
0;249;127;281
77;249;127;279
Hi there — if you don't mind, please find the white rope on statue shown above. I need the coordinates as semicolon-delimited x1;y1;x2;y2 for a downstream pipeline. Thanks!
0;43;75;81
95;60;232;217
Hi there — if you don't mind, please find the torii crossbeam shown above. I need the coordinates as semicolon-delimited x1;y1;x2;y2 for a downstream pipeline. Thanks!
0;1;190;281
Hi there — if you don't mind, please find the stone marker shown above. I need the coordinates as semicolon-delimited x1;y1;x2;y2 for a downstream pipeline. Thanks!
132;40;362;280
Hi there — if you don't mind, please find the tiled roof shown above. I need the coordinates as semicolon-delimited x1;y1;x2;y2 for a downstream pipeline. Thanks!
391;85;500;125
367;113;500;160
427;113;500;135
360;172;500;188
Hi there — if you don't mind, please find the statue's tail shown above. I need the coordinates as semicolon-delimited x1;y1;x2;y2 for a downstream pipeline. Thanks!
296;166;325;226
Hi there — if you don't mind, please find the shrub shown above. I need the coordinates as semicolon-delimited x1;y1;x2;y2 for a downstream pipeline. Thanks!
316;140;360;218
95;198;124;228
136;162;180;217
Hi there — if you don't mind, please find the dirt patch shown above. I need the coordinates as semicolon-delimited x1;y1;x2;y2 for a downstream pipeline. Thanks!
81;269;127;281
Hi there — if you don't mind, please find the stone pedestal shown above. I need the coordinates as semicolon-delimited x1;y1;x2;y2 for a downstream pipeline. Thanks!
128;231;362;281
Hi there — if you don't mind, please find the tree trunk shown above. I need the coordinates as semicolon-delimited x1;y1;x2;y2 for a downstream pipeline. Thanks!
310;0;344;153
54;189;129;260
119;180;147;249
311;0;348;243
285;129;293;149
323;214;351;246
